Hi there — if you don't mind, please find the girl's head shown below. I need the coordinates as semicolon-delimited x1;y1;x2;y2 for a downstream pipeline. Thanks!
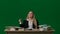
28;11;34;19
27;11;35;19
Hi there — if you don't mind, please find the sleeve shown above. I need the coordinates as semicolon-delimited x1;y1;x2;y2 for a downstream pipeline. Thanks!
36;20;39;28
19;20;25;27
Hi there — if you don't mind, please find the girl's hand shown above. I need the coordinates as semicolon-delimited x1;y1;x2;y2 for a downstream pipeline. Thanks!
19;19;22;24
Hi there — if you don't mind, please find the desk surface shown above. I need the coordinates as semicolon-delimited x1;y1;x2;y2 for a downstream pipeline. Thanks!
5;29;55;34
5;29;55;33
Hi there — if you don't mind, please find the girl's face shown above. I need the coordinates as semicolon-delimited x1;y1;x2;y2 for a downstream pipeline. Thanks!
28;11;34;18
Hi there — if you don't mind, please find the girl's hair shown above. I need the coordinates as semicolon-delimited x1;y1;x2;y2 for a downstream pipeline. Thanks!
26;11;37;28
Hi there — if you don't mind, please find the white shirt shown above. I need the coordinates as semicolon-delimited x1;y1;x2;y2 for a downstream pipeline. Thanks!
27;19;33;29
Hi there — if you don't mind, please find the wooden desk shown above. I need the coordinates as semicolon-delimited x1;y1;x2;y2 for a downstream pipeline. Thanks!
5;29;54;34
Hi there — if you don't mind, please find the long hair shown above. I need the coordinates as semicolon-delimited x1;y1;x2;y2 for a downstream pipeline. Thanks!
26;11;37;28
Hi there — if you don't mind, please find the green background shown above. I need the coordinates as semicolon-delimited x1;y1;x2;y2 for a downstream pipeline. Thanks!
0;0;60;34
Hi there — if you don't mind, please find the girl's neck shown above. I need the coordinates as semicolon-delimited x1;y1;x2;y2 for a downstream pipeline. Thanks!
29;18;33;20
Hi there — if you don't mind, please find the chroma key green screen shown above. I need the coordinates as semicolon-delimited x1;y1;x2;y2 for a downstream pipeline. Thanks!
0;0;60;34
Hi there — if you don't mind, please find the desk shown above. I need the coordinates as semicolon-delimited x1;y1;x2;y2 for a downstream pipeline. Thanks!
5;29;54;34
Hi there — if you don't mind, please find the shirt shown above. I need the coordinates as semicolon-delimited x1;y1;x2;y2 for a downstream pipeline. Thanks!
27;19;33;29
